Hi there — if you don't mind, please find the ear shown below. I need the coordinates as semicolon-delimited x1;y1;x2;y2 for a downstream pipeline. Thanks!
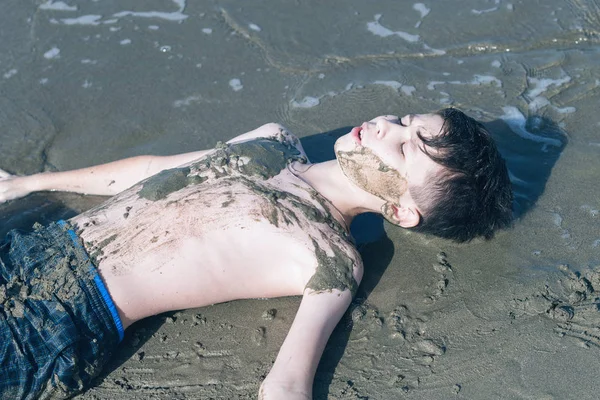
381;202;421;228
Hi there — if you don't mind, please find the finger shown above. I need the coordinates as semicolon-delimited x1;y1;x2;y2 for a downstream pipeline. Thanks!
0;168;12;178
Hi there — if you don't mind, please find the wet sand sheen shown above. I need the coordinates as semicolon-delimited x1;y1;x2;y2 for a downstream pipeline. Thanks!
1;0;600;398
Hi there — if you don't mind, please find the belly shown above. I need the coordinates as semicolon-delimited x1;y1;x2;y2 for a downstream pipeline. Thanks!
69;182;315;325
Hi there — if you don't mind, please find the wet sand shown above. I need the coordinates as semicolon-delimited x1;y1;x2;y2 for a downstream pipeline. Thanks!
1;0;600;398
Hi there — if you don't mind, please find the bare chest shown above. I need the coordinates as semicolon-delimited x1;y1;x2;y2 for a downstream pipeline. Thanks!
69;171;356;321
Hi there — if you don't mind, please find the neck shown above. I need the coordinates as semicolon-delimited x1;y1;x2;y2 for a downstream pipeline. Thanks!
290;160;384;230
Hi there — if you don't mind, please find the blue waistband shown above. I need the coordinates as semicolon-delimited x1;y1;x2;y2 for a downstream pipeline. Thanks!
57;220;124;342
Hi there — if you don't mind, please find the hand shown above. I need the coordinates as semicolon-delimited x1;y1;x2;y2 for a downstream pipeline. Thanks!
0;169;32;204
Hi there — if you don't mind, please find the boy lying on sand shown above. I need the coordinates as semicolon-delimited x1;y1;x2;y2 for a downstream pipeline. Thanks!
0;108;512;399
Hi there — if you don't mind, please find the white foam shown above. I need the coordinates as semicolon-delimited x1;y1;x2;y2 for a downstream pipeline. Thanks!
471;7;498;15
249;23;261;32
120;39;132;45
113;0;187;21
43;47;61;59
553;105;576;114
526;76;571;98
373;80;415;95
82;80;92;88
491;60;501;68
402;85;416;96
422;43;446;55
202;28;212;34
174;95;202;108
61;15;102;25
119;10;188;21
373;80;402;90
291;96;320;108
413;3;430;18
113;10;187;22
471;75;502;87
40;78;49;85
3;69;17;79
427;81;445;90
528;96;550;112
499;106;563;147
80;59;97;64
229;78;243;91
148;25;160;30
367;14;420;42
428;80;461;90
39;1;77;11
318;73;325;79
345;82;353;91
428;75;501;91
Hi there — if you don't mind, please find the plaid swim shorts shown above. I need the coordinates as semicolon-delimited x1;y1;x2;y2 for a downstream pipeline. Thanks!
0;220;124;399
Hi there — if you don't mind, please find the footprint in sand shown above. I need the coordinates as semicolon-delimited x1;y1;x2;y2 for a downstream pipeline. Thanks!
511;264;600;348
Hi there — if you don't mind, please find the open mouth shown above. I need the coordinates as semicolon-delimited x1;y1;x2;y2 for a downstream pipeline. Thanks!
351;126;363;144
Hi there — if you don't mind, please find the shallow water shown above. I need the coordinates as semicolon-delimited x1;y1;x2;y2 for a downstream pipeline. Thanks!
1;0;600;399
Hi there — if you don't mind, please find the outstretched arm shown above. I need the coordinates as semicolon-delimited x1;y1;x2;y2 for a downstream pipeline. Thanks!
259;285;362;399
0;150;211;203
0;122;299;204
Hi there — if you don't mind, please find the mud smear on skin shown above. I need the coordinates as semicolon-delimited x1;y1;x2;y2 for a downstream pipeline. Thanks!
206;137;358;294
88;233;118;264
138;167;207;201
2;0;595;397
227;174;359;294
137;134;305;201
335;146;407;204
135;136;358;294
306;237;358;296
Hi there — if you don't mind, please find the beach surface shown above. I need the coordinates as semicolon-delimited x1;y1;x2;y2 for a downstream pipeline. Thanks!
1;0;600;399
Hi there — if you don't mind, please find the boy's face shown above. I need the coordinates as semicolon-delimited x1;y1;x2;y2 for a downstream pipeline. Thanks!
334;113;445;213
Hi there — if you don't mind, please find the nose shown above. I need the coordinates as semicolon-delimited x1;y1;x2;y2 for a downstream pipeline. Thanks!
370;118;410;143
374;118;399;140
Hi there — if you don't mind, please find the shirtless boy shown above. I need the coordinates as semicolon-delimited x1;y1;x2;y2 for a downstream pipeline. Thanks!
0;108;512;399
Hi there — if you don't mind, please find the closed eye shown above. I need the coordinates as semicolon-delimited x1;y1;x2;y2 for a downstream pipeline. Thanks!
400;143;405;156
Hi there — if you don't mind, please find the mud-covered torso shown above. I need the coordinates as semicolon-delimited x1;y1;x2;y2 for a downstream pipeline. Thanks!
70;134;360;321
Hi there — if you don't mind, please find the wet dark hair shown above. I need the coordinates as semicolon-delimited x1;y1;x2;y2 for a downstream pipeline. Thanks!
409;108;513;242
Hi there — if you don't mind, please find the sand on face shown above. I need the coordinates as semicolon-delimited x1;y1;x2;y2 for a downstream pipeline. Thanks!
1;0;599;398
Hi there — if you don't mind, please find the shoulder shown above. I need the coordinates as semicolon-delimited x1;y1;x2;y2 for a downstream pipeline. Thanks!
227;123;307;159
305;231;364;296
